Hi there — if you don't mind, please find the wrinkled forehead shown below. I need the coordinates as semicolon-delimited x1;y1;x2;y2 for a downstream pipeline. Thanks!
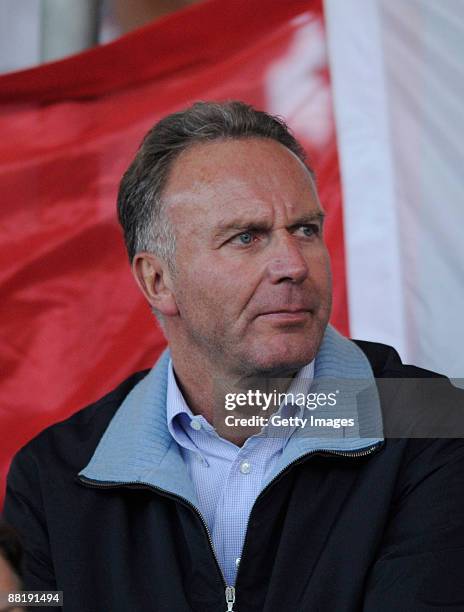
161;137;321;228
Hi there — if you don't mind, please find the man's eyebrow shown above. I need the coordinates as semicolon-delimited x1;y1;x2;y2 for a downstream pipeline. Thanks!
213;219;271;239
292;212;326;226
213;211;325;238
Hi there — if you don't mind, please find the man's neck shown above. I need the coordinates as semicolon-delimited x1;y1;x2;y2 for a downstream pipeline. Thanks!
169;346;298;445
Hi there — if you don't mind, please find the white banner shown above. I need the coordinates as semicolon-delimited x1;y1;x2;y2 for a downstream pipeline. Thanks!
325;0;464;378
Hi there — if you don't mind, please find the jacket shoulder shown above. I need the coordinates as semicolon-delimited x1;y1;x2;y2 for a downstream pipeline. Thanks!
11;370;150;467
352;339;446;379
57;369;150;427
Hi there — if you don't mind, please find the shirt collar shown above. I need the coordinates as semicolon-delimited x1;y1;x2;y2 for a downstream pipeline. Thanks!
166;361;214;460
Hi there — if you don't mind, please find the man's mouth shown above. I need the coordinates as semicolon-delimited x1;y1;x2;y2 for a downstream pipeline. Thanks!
256;308;312;323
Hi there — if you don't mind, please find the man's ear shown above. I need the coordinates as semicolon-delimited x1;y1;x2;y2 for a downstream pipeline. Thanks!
131;252;179;317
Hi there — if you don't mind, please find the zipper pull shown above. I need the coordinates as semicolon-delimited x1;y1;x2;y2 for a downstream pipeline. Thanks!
225;586;235;611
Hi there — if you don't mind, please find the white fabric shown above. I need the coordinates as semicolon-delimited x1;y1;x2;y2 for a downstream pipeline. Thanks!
325;0;464;378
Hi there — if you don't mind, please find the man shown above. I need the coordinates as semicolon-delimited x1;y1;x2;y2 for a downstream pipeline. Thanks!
3;101;464;611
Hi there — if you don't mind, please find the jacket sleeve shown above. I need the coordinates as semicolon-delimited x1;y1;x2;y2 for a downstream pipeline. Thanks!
2;446;58;595
363;439;464;611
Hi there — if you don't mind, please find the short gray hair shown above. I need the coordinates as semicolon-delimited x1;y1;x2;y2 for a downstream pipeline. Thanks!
117;100;312;264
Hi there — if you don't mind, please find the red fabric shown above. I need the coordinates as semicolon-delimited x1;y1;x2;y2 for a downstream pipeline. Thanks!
0;0;348;505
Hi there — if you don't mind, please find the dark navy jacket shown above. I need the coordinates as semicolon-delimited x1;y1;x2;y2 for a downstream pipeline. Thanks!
3;336;464;611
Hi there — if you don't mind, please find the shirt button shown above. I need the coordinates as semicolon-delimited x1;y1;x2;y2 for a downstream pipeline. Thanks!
235;557;241;568
239;461;252;474
190;419;202;431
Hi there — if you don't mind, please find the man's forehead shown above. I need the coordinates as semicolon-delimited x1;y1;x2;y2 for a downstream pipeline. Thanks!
163;137;313;190
162;137;322;226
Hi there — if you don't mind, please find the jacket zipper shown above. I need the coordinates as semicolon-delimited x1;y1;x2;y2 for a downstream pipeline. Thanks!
78;441;382;611
225;586;235;611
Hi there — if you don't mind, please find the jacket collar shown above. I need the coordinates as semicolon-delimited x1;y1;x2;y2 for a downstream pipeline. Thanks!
79;325;383;505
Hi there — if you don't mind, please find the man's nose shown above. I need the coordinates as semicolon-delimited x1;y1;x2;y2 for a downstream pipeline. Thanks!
265;233;309;284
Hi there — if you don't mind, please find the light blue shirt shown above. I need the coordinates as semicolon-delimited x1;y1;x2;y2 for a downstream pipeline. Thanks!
166;360;314;585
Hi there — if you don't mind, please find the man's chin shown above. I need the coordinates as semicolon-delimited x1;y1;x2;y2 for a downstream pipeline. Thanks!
241;345;318;377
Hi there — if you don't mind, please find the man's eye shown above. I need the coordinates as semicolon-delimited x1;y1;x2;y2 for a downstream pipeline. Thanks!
234;232;254;245
300;224;319;237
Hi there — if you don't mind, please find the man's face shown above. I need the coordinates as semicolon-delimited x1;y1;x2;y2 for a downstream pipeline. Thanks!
163;137;332;377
